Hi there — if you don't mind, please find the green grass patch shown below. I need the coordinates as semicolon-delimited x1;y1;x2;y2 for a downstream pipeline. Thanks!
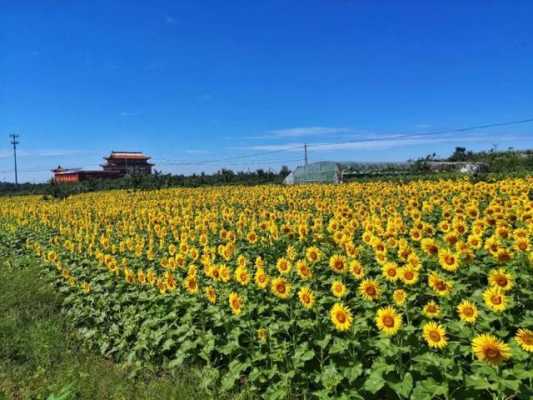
0;253;238;400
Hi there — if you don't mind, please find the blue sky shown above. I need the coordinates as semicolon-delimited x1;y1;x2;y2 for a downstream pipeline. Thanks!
1;1;533;182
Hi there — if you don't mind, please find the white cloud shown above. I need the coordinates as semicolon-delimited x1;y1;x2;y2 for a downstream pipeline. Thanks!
185;149;211;155
267;126;354;138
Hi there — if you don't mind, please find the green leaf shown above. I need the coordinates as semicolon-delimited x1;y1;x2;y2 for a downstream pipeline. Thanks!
343;363;363;383
411;378;448;400
387;372;413;399
329;338;348;354
363;370;385;394
321;364;343;390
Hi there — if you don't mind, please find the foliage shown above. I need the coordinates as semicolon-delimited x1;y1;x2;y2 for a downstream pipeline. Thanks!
1;178;532;399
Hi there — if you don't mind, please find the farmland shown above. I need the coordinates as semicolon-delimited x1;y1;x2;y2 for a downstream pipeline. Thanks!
1;178;532;399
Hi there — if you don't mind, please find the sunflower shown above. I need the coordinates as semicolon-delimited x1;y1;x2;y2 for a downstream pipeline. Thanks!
296;260;313;280
247;231;258;244
331;280;347;298
399;266;419;285
438;249;460;272
329;254;347;273
375;306;402;336
407;253;422;270
349;260;365;279
488;268;513;291
204;286;217;304
392;289;407;306
421;238;439;256
472;334;511;365
254;268;269;289
234;265;250;286
423;301;441;318
382;262;399;282
515;328;533;353
483;286;507;313
428;272;452;297
304;246;321;263
184;274;198;294
422;322;448;349
330;303;353;332
513;237;530;252
276;257;292;274
457;300;478;323
219;265;231;282
271;277;291;299
298;287;315;309
229;292;243;316
359;279;380;301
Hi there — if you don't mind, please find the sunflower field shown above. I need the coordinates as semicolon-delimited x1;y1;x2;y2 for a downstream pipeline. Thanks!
1;178;532;399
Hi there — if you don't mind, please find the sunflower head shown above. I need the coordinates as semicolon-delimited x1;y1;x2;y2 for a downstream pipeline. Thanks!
298;287;315;309
382;262;399;282
515;328;533;353
331;280;347;298
330;303;353;332
375;306;402;336
229;292;243;315
457;300;478;323
271;277;291;299
472;334;511;365
393;289;407;306
359;279;380;301
329;255;347;273
422;322;448;349
483;286;507;313
423;301;441;318
488;268;513;291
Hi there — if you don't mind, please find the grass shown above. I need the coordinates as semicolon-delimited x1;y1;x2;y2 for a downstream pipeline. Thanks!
0;249;241;400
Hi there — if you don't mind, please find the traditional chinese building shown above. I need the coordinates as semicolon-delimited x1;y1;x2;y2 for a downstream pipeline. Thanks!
101;151;153;175
52;151;153;183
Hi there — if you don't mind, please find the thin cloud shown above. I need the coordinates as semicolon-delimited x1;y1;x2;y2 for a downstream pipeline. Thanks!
185;149;211;155
267;126;355;138
245;132;517;153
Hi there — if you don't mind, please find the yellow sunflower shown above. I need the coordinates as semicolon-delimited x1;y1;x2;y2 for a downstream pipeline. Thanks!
305;246;322;263
375;306;402;336
204;286;217;304
422;322;448;349
472;334;511;365
349;260;365;279
399;266;419;285
298;287;315;309
228;292;243;316
423;301;441;318
254;268;269;289
428;272;453;297
296;260;313;280
483;286;507;313
488;268;513;292
382;262;399;282
330;303;353;332
515;328;533;353
392;289;407;306
329;254;347;273
438;249;460;272
271;277;292;299
331;280;347;298
276;257;292;274
359;279;380;301
457;300;478;323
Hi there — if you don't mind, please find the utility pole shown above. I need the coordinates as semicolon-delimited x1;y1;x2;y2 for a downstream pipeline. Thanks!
304;143;308;166
9;134;19;185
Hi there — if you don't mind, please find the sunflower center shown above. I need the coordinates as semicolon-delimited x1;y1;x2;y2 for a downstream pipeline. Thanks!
521;334;533;345
485;347;501;360
436;281;447;291
491;295;502;305
463;307;474;317
429;331;441;342
382;315;395;328
336;311;346;324
404;271;414;280
388;269;396;277
496;277;508;287
276;283;286;293
335;260;344;269
366;286;376;296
